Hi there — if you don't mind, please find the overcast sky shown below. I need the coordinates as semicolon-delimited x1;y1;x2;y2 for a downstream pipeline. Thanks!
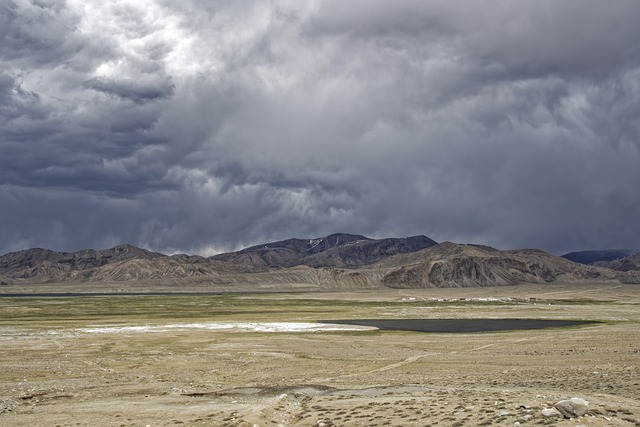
1;0;639;256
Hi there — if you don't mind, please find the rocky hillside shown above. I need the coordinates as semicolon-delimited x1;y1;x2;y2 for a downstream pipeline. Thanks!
0;236;637;289
211;233;437;268
594;252;640;272
561;249;637;265
0;274;11;287
0;244;164;280
0;234;436;283
376;242;618;288
558;249;640;284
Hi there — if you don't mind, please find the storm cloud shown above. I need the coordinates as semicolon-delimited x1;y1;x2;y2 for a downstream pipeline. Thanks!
1;0;639;255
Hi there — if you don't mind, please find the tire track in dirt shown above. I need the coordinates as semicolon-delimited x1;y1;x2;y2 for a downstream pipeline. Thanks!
315;336;540;382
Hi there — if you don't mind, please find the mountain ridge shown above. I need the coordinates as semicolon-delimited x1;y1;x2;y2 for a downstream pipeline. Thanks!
561;249;638;265
1;235;638;289
0;244;164;280
596;252;640;272
377;242;617;288
211;233;438;269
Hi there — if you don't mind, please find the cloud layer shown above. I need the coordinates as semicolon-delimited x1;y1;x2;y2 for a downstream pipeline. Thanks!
2;0;639;255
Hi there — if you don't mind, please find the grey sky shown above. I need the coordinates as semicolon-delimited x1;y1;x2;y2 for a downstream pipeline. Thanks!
1;0;639;255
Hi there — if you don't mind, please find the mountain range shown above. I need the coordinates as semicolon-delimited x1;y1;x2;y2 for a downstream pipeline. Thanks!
1;233;638;291
210;233;437;268
561;249;639;266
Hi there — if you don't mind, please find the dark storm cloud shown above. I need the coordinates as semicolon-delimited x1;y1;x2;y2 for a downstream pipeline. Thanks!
84;75;175;103
1;0;639;256
0;0;83;66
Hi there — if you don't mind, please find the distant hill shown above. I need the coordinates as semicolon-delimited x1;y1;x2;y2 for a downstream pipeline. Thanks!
596;252;640;272
561;249;637;265
0;244;164;280
376;242;617;288
0;235;638;290
210;233;438;268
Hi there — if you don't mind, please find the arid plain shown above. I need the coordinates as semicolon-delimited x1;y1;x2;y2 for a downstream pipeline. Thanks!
1;283;639;426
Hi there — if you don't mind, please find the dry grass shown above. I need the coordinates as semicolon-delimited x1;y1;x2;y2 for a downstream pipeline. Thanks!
1;282;639;426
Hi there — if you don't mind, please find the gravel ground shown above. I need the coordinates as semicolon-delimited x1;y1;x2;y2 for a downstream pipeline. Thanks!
1;284;638;426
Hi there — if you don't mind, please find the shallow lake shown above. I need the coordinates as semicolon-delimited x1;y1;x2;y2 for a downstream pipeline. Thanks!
320;319;598;333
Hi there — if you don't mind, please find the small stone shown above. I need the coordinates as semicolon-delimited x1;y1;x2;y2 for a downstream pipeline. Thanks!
541;407;563;418
554;397;589;418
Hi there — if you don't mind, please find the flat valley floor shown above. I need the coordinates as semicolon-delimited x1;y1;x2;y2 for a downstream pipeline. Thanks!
0;283;639;426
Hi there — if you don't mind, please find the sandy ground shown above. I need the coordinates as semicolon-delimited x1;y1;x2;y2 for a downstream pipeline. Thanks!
0;283;639;426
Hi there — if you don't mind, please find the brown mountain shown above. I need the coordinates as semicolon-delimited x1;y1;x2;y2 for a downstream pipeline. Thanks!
0;234;437;284
0;274;12;286
595;252;640;272
593;253;640;283
561;249;637;265
210;233;437;268
0;236;636;290
374;242;618;288
0;244;164;280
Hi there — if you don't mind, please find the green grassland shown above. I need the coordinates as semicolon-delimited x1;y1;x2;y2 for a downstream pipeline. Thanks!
0;292;622;328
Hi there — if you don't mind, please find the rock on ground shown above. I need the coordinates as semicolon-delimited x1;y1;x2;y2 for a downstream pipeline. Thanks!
541;407;563;418
554;397;589;418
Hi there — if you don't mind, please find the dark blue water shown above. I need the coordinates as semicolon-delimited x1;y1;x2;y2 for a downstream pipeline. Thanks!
321;319;597;333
